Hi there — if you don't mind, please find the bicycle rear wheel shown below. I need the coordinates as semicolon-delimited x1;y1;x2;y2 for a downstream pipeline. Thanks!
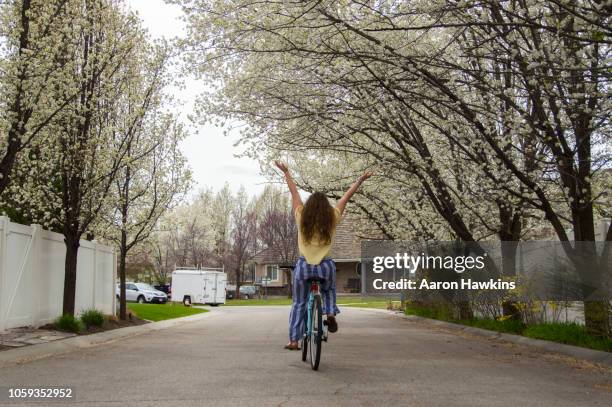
309;295;323;370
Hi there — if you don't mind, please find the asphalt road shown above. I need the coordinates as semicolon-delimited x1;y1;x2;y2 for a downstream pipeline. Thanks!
0;306;610;406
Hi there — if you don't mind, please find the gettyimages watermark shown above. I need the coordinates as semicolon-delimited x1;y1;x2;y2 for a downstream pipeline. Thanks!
361;241;611;301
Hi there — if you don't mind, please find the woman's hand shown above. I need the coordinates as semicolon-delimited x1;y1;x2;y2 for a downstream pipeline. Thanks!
337;170;373;216
359;171;373;182
274;161;303;210
274;161;289;174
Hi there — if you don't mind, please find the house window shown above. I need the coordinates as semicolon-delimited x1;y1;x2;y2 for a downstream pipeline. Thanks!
266;265;279;281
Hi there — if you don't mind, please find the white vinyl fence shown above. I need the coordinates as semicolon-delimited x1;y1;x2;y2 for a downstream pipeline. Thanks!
0;216;116;331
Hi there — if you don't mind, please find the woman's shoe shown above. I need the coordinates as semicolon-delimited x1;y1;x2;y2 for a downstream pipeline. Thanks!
284;342;300;350
325;315;338;333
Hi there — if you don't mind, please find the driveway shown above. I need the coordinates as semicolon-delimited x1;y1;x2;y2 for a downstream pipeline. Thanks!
0;306;610;406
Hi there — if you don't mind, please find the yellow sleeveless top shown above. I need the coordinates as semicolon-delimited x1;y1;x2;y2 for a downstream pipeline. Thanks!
294;205;341;265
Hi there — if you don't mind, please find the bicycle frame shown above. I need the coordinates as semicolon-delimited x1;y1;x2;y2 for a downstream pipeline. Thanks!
305;280;319;337
305;280;328;340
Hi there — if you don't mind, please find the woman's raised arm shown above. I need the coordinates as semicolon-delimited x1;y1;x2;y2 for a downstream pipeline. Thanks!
336;171;372;215
275;161;303;212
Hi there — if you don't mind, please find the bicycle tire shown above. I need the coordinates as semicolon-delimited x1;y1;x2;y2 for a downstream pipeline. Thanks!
309;295;323;370
301;334;308;362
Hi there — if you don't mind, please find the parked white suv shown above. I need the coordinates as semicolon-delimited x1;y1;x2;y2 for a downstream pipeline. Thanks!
116;282;168;304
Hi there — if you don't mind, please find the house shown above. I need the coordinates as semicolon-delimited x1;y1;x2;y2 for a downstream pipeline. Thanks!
251;217;365;295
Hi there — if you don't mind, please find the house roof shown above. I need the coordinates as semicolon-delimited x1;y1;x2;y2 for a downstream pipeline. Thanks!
252;217;364;265
251;247;288;265
330;217;362;261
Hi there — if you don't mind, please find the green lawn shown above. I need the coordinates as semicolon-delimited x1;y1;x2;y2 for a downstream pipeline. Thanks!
523;323;612;352
127;303;208;322
225;297;398;309
405;306;612;352
225;298;292;306
341;300;401;309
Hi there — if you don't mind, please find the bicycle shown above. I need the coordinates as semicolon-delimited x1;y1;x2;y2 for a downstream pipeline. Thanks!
301;277;328;370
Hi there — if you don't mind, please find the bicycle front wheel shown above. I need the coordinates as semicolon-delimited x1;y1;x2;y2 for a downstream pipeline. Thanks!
301;334;308;362
309;295;323;370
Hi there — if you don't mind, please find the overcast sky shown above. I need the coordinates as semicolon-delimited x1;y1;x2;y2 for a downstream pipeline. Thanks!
125;0;268;197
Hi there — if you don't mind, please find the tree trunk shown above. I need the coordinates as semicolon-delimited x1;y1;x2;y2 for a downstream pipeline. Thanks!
457;302;473;320
501;241;521;320
576;230;608;337
498;202;522;320
62;235;80;316
119;230;128;320
235;269;241;299
119;159;130;320
572;200;609;337
584;301;610;338
285;269;292;299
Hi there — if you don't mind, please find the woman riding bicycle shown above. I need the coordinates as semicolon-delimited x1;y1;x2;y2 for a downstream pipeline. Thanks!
275;161;372;351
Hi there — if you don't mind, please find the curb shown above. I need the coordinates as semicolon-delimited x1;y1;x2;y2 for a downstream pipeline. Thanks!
397;313;612;367
0;311;213;368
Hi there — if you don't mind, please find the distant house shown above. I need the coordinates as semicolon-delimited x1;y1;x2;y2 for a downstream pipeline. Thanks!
251;217;365;295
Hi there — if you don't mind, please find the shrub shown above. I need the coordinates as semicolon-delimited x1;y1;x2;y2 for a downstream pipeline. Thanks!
80;309;105;328
405;303;453;321
461;318;526;334
54;314;83;333
523;323;612;352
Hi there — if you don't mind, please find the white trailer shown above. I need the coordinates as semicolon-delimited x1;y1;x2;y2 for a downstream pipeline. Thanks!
171;268;227;306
